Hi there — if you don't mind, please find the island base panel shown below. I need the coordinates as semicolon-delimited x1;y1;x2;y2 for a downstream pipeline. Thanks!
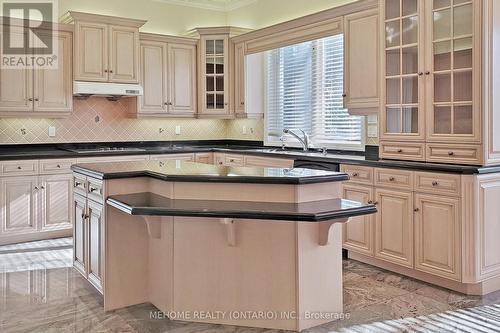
104;207;345;331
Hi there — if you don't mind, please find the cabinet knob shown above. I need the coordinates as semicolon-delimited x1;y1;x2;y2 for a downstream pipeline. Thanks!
342;93;347;98
109;70;113;73
34;98;39;102
351;172;359;177
367;200;373;204
89;187;98;193
448;151;455;156
397;149;403;153
425;71;431;75
17;166;22;170
34;186;39;190
389;177;396;182
28;98;33;102
418;72;423;76
414;208;420;212
432;181;439;186
74;181;82;187
57;164;61;168
241;102;245;105
104;69;108;73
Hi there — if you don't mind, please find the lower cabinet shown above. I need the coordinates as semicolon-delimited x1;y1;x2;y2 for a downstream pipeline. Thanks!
414;193;461;280
0;176;39;235
39;174;73;231
73;192;104;293
374;188;414;268
342;184;374;256
341;165;463;284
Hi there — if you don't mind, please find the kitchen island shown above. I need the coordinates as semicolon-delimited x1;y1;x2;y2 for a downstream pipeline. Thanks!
71;159;376;331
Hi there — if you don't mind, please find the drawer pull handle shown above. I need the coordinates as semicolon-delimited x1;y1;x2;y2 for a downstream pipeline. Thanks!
34;186;39;190
389;177;396;182
89;187;98;193
17;166;22;170
367;200;373;204
74;181;82;187
448;151;455;156
432;181;439;186
352;172;359;177
57;164;61;168
397;149;403;153
414;208;420;212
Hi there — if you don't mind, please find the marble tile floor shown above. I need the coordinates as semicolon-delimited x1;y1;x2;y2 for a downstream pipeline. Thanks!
1;247;500;332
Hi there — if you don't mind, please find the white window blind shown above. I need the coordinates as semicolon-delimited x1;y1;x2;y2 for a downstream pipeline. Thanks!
264;34;364;150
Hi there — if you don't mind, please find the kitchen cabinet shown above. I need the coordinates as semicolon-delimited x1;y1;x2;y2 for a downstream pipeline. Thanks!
374;188;414;268
414;193;461;280
0;28;73;116
194;153;214;164
343;8;380;113
342;184;374;256
73;193;87;276
62;11;146;84
39;174;73;232
379;0;488;165
137;34;197;117
0;176;39;236
87;199;104;291
149;153;194;161
233;42;246;115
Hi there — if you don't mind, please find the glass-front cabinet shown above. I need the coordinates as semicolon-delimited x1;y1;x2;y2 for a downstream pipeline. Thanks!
381;0;425;141
426;0;480;142
199;35;230;117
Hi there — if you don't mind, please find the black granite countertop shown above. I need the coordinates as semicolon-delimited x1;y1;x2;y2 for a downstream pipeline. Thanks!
71;159;349;184
1;140;499;174
106;192;377;222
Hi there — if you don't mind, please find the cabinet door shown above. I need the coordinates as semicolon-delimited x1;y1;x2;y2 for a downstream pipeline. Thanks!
87;200;103;292
0;27;32;112
414;193;460;280
374;188;414;267
39;174;73;232
200;35;229;116
344;9;380;111
426;0;481;143
138;41;167;114
380;0;425;141
0;176;38;235
234;42;246;115
33;30;73;113
109;25;139;83
75;22;108;82
73;194;87;276
342;184;374;256
168;43;197;114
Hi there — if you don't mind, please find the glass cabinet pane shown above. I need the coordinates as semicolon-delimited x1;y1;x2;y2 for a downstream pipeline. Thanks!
434;41;451;71
434;74;451;102
453;4;472;36
434;106;452;134
386;49;400;76
434;0;450;9
386;0;400;20
454;105;473;134
216;76;224;91
433;9;451;40
402;0;417;16
216;94;224;109
454;37;472;68
215;57;224;74
206;94;214;109
215;40;224;54
402;107;418;133
386;78;401;104
402;77;418;104
402;46;418;74
402;16;418;45
386;108;402;133
386;21;400;48
454;71;472;102
206;77;214;92
206;40;215;55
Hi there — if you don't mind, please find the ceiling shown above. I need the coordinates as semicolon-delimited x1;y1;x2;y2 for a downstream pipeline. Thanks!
153;0;258;11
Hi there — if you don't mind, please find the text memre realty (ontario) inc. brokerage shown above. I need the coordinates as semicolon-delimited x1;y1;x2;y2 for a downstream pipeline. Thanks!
150;310;351;321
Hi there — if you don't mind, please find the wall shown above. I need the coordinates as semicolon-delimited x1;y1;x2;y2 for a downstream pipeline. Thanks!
58;0;227;36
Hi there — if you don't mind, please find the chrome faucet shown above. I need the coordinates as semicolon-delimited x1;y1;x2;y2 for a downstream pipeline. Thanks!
283;129;310;151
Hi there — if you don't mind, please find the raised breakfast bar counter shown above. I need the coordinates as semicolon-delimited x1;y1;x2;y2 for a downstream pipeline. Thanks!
71;160;376;331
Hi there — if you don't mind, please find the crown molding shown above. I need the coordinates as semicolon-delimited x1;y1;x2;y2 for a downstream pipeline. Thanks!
152;0;257;12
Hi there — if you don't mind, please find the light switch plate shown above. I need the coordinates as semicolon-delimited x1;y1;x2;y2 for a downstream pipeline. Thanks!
242;126;247;134
48;126;56;137
367;114;378;125
367;124;378;138
175;125;181;135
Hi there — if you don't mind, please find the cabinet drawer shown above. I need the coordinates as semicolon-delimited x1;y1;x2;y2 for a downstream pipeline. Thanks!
426;144;482;165
73;174;87;196
340;165;374;185
150;153;194;161
40;158;76;175
194;153;214;164
374;168;414;190
0;160;38;176
415;172;461;196
380;142;425;161
224;154;245;167
244;155;293;168
76;155;150;163
87;178;103;203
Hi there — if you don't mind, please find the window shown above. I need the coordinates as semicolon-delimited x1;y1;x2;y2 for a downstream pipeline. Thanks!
264;34;364;150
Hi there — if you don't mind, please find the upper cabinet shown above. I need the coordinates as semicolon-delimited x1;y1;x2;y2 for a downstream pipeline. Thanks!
380;0;425;142
378;0;491;165
343;9;381;114
135;33;197;117
0;26;73;117
61;12;146;84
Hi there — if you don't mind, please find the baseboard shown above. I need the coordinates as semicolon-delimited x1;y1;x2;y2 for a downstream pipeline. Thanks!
0;229;72;246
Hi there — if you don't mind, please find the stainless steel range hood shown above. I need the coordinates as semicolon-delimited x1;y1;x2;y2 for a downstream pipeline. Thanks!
73;81;143;100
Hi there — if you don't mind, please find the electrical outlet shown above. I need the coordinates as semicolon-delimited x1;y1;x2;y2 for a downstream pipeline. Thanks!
367;124;378;138
48;126;56;137
175;125;181;135
242;126;247;134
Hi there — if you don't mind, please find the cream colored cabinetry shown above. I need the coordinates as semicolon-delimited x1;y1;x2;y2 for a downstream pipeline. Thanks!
62;12;146;84
233;42;246;115
343;9;380;113
340;164;463;285
72;176;104;293
0;28;73;117
137;34;197;117
342;184;374;255
149;153;194;161
379;0;497;165
213;153;294;168
0;160;74;246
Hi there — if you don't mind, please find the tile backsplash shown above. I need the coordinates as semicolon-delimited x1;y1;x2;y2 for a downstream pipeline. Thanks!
0;97;263;144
